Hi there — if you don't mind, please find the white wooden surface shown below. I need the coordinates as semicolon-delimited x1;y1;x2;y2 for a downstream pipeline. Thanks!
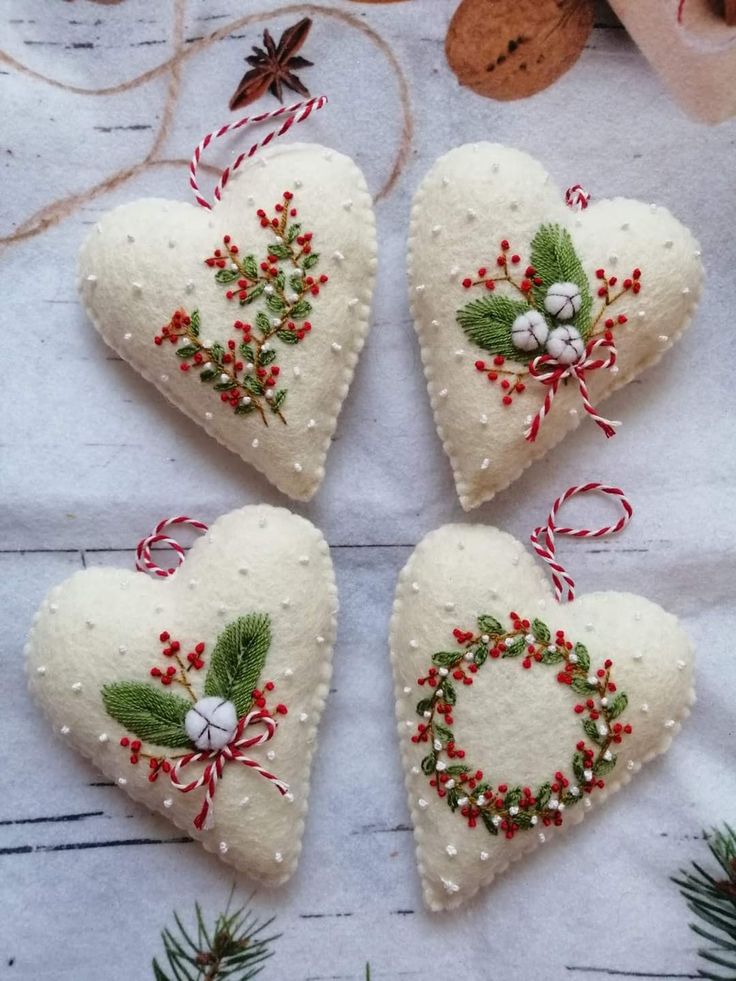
1;1;735;978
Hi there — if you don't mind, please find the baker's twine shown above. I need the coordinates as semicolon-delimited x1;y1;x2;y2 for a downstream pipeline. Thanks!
189;95;328;210
135;516;209;577
530;483;633;603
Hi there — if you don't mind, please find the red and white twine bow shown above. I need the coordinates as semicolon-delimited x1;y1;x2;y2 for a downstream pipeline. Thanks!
135;516;209;578
564;183;591;211
189;95;328;210
525;335;620;443
170;709;289;831
530;483;633;603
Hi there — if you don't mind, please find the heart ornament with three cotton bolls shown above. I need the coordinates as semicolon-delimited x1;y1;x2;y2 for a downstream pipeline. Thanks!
409;144;704;510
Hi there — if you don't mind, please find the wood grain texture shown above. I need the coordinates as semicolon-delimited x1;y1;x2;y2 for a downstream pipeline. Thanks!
1;0;735;978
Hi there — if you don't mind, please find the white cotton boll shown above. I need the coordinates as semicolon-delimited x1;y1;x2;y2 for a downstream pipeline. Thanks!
185;697;238;751
511;310;549;352
546;325;584;365
544;282;582;321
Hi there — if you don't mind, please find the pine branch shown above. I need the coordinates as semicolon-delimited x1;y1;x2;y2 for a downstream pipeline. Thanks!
152;889;279;981
673;824;736;980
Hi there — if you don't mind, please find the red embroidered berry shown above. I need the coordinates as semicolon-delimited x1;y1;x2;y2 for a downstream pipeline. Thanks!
511;254;520;264
150;667;162;677
632;268;641;280
131;740;141;752
276;704;288;715
617;314;627;325
496;256;506;267
520;279;532;292
474;360;486;371
484;280;496;291
500;240;510;251
120;737;130;747
596;268;605;279
493;355;505;366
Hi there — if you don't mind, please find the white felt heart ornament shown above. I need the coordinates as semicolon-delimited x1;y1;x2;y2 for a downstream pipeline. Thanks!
26;505;337;884
390;524;694;910
79;143;376;501
409;144;704;510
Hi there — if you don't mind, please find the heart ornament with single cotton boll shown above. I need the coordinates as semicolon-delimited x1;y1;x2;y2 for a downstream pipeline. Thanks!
25;505;337;884
409;144;704;510
390;485;694;910
79;127;376;501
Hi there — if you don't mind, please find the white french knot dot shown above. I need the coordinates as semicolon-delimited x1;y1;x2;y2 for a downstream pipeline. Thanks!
36;666;47;675
163;798;173;808
274;851;284;863
219;841;229;854
98;733;108;743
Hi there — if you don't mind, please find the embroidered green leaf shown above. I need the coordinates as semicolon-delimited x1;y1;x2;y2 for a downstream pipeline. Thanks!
259;348;277;367
447;788;460;811
441;680;456;705
289;272;304;292
607;692;629;720
416;698;434;716
571;676;597;695
268;243;292;259
532;619;551;644
243;282;265;305
203;613;272;717
473;645;488;667
303;253;320;270
541;647;565;665
289;299;312;319
266;294;285;314
421;754;437;775
503;637;526;658
243;376;264;396
242;255;259;280
276;329;299;344
536;782;552;809
240;343;255;362
211;342;225;361
514;811;534;830
504;786;523;809
477;615;503;635
530;223;593;336
270;390;287;412
255;311;271;334
572;751;586;783
456;295;531;361
234;402;255;415
274;272;285;291
101;683;192;749
175;345;198;359
434;723;454;744
215;269;239;284
214;379;236;392
573;642;590;672
432;651;460;667
286;223;301;243
583;719;604;745
594;754;617;776
189;309;200;336
481;811;499;835
200;366;217;382
447;764;469;776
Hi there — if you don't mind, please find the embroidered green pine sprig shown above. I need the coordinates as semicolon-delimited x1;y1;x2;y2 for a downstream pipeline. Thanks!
412;611;632;839
102;613;285;778
154;190;328;425
456;225;642;408
673;825;736;981
152;888;279;981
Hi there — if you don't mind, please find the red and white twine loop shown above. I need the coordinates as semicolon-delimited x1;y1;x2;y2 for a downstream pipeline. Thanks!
170;709;289;830
189;95;328;210
565;184;591;211
530;483;634;603
135;516;209;578
525;336;620;443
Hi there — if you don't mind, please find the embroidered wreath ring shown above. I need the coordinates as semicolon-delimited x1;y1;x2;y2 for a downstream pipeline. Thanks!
412;612;632;840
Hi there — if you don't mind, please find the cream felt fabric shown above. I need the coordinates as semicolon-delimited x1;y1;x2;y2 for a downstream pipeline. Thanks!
408;144;704;511
78;143;376;501
390;524;694;911
25;505;337;885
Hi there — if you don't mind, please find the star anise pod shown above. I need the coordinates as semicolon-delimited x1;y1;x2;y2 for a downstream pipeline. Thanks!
229;18;313;111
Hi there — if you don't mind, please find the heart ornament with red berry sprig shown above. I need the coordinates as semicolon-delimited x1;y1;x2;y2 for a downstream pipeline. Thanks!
26;505;337;883
79;103;375;501
390;485;694;910
409;144;703;510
